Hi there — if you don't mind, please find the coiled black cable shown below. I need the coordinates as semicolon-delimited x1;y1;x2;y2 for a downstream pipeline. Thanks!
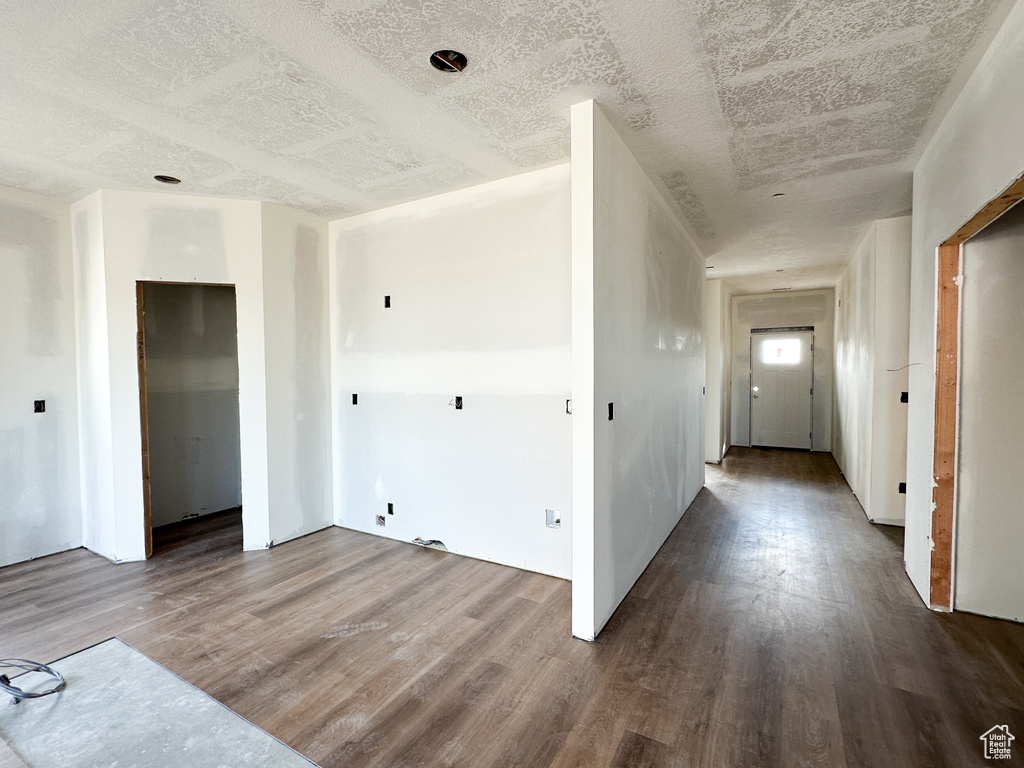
0;658;66;703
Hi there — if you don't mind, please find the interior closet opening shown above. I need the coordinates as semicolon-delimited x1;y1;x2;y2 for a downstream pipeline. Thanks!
137;281;242;556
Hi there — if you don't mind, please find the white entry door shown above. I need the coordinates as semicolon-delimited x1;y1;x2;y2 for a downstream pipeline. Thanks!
750;330;814;449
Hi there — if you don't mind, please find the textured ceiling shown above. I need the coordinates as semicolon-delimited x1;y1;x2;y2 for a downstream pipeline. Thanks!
0;0;1014;287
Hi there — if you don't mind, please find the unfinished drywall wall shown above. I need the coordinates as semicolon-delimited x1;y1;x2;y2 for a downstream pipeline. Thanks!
907;1;1024;605
142;283;241;527
730;290;834;451
0;186;81;567
261;203;332;545
956;201;1024;621
71;191;116;559
869;218;911;525
571;101;705;641
330;165;571;578
833;217;911;525
704;279;733;463
73;190;270;560
833;230;874;504
704;280;724;463
721;283;733;459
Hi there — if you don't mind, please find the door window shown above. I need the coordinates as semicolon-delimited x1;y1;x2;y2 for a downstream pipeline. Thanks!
760;338;801;365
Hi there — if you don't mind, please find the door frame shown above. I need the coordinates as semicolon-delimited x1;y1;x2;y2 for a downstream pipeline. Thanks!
748;326;815;449
929;170;1024;610
136;280;241;558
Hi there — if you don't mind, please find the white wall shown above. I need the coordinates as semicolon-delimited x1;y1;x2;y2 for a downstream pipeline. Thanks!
329;165;572;578
956;201;1024;621
704;279;725;463
262;204;333;545
869;218;912;525
71;191;116;559
143;283;241;527
907;1;1024;605
833;217;911;525
74;190;271;560
730;290;834;452
571;101;705;641
0;186;81;566
722;283;733;459
833;230;873;502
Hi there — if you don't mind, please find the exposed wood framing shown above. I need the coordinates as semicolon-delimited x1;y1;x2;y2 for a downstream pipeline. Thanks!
929;244;959;609
136;282;153;558
930;169;1024;609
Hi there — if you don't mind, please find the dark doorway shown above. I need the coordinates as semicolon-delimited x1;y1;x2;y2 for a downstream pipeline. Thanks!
137;282;242;554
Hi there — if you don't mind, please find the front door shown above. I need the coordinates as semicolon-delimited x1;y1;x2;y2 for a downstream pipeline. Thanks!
750;329;813;449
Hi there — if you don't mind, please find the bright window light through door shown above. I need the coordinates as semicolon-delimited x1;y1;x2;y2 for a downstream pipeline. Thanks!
761;338;801;365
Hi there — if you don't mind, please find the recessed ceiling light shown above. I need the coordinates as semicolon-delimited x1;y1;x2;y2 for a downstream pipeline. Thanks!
772;192;785;198
154;175;181;184
430;50;468;72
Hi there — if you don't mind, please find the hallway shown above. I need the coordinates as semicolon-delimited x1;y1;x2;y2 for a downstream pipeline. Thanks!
2;448;1022;766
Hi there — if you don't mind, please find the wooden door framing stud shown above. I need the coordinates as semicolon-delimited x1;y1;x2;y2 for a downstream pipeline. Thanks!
930;170;1024;609
137;282;153;558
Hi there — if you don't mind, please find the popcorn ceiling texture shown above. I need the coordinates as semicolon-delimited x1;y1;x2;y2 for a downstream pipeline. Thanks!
0;0;1011;280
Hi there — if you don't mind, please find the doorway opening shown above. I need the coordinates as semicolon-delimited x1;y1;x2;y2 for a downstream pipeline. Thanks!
137;282;242;557
749;327;814;450
929;169;1024;612
955;200;1024;622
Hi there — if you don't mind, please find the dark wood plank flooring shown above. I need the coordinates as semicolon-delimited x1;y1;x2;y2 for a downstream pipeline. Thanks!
3;448;1024;767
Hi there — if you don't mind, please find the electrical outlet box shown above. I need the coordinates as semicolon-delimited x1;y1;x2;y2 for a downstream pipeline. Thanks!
608;402;614;420
455;396;463;410
388;502;394;515
545;509;561;529
376;515;386;527
352;393;358;405
900;391;909;403
384;295;391;308
33;400;45;413
566;399;572;414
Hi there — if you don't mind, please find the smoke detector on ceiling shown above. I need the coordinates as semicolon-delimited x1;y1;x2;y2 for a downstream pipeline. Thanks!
430;50;468;72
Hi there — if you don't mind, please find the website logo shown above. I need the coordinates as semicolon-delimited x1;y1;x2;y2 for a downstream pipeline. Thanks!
980;725;1015;760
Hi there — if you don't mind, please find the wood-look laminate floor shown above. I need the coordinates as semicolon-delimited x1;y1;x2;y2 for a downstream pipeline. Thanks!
3;448;1024;767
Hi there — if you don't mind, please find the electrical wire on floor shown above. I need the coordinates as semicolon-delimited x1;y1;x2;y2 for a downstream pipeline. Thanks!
0;659;66;704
